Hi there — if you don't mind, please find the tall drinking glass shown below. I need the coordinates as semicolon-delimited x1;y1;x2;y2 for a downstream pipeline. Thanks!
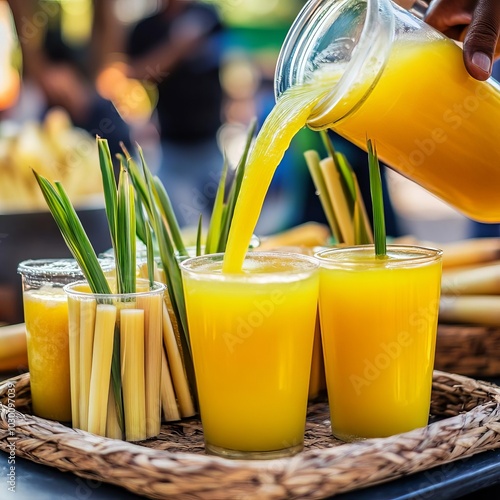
315;245;442;441
181;252;319;459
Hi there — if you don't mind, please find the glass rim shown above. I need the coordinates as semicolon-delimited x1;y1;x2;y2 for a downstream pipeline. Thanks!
314;244;443;268
274;0;393;126
18;257;115;276
63;278;166;299
180;251;319;283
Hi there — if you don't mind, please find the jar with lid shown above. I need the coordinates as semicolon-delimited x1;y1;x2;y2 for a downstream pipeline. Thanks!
275;0;500;222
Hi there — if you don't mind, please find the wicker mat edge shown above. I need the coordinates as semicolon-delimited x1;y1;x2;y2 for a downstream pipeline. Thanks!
1;371;500;499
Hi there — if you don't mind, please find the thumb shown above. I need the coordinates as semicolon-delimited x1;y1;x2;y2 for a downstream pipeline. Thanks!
462;0;500;80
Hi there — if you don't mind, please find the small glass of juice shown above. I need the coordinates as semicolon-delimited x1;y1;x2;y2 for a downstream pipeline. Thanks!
180;252;319;459
17;258;113;422
315;244;442;441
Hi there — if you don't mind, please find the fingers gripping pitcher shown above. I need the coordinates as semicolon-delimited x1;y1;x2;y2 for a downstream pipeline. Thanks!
275;0;500;222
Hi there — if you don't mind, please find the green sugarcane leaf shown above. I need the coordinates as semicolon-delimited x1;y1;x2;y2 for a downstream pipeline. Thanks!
126;152;153;217
116;164;136;294
152;175;187;257
134;192;147;245
111;325;124;433
33;171;111;294
367;139;387;257
196;214;203;256
35;169;124;430
137;149;190;352
97;138;118;250
320;131;356;202
205;154;229;254
143;218;155;288
335;152;357;214
218;119;257;252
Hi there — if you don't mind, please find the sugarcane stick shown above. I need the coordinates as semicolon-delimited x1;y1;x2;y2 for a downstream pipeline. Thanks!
79;298;97;431
441;262;500;295
320;157;355;245
439;295;500;326
304;150;340;241
136;293;163;438
88;304;116;437
121;309;147;441
257;222;330;251
161;348;181;421
0;323;28;373
67;299;80;429
439;238;500;269
162;302;196;418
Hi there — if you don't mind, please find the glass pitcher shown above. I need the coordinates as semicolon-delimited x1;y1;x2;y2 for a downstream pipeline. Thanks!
274;0;500;223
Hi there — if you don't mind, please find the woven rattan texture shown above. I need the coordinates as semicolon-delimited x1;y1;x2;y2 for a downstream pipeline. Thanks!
2;371;500;499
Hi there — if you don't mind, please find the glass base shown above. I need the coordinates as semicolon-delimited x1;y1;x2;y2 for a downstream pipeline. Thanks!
205;442;304;460
332;430;366;443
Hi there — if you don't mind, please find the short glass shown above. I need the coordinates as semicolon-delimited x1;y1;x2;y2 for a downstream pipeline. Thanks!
180;252;319;459
315;245;442;441
64;279;165;441
17;258;113;422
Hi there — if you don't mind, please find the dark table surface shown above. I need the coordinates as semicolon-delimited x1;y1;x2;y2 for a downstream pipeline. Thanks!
1;448;500;499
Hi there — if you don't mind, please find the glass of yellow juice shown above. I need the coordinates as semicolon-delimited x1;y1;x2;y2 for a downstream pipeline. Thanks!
17;259;113;422
315;245;442;441
180;252;319;459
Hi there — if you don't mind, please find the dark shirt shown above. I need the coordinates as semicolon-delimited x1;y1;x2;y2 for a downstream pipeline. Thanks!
127;3;224;142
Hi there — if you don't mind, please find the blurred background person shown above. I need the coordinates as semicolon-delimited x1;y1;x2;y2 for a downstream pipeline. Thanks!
6;0;131;156
125;0;225;227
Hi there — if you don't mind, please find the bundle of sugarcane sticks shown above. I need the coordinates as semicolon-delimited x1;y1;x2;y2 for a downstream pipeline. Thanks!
431;237;500;327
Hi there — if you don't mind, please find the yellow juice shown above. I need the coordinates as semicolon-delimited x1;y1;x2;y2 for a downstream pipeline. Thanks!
182;253;319;457
316;246;442;440
223;84;329;273
225;36;500;275
23;286;71;422
328;37;500;222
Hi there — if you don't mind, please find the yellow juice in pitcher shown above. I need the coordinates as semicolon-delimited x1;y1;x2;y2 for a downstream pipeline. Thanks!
182;253;319;458
23;286;71;422
316;245;442;440
328;37;500;222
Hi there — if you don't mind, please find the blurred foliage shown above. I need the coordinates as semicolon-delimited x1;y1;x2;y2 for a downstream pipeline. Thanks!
209;0;305;28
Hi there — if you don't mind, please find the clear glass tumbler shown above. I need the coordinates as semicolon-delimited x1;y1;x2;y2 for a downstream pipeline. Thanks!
17;258;113;422
181;252;319;459
315;244;442;441
64;279;166;441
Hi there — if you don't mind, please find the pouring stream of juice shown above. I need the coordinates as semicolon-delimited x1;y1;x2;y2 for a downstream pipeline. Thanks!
222;82;332;273
223;20;500;273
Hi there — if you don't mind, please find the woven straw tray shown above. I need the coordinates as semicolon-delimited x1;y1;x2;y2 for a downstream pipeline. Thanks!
435;324;500;377
2;371;500;499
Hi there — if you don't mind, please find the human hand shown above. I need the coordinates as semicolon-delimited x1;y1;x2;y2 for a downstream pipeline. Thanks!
425;0;500;80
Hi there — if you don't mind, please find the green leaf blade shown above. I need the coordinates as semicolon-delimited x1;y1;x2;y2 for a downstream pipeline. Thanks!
367;139;387;257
